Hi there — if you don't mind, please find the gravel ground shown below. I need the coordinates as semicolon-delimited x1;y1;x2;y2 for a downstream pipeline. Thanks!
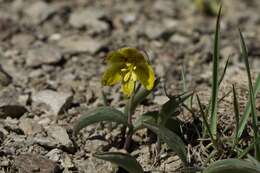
0;0;259;173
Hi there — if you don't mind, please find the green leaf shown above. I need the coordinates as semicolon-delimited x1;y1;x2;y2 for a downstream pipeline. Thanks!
73;106;128;135
196;95;215;145
144;123;187;165
237;74;260;138
218;56;230;87
94;152;144;173
203;159;260;173
133;111;159;132
210;6;221;139
159;92;192;125
232;85;240;143
239;29;260;160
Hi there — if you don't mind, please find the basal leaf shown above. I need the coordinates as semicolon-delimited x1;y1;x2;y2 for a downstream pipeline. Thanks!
73;106;128;135
203;159;260;173
144;122;187;165
94;152;144;173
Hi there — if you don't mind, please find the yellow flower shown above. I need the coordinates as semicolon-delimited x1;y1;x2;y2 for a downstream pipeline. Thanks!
102;47;155;96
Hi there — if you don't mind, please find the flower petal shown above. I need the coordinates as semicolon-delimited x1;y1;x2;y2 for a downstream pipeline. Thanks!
106;51;125;65
102;65;122;86
119;47;146;64
122;80;135;97
135;63;155;90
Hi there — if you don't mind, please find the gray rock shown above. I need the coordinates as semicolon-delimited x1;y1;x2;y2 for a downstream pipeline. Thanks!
11;33;35;49
26;45;62;67
69;9;109;34
0;86;27;118
32;90;73;115
76;156;116;173
46;148;63;162
170;34;190;44
61;154;74;169
153;95;169;105
58;35;104;54
14;154;60;173
143;22;167;39
24;1;55;24
33;136;58;149
0;64;12;88
47;125;74;151
19;118;42;136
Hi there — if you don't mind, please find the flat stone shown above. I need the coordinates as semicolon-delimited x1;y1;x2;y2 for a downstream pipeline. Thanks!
26;45;62;67
11;33;35;49
14;154;60;173
76;156;115;173
32;90;73;115
153;95;169;105
24;1;55;24
69;9;109;34
58;35;104;54
19;118;42;136
0;86;27;118
143;22;167;39
47;125;74;151
33;136;58;149
46;148;63;162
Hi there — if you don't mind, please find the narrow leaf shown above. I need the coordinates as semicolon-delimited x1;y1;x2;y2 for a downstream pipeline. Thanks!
238;74;260;138
239;29;260;160
197;95;216;147
232;85;240;143
159;92;192;125
144;123;187;165
133;111;159;132
210;5;222;139
73;106;128;135
94;152;144;173
203;159;260;173
218;56;230;86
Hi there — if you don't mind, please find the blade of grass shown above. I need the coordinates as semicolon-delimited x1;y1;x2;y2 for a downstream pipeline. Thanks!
210;6;222;139
232;85;240;146
196;95;217;149
237;74;260;138
239;29;260;161
218;56;230;86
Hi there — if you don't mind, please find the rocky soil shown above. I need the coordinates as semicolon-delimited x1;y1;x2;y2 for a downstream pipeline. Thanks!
0;0;259;173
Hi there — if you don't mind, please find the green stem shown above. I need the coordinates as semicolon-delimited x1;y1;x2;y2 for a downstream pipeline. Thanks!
123;85;136;151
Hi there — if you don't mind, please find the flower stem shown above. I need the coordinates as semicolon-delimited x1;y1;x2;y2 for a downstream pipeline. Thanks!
123;85;136;151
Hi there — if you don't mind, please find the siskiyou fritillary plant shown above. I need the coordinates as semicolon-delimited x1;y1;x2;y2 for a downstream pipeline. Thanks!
73;47;190;173
73;7;260;173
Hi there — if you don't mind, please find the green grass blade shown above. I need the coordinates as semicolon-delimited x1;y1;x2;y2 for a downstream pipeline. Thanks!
239;29;260;161
237;74;260;138
196;95;216;147
232;85;240;144
218;56;230;86
210;6;222;139
94;152;144;173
